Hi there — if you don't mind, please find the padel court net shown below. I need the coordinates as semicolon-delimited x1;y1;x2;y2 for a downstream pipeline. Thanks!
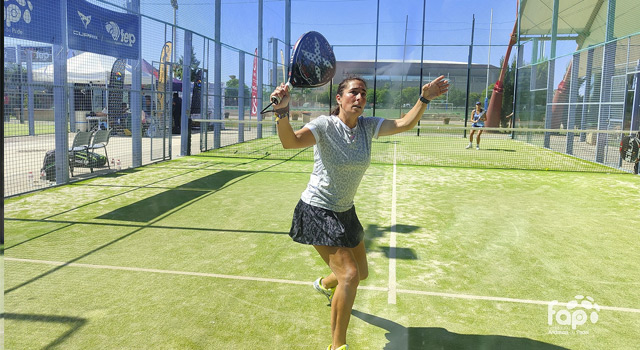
193;120;639;174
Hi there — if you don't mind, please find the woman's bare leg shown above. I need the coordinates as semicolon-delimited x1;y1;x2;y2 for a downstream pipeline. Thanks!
318;241;368;289
314;244;364;348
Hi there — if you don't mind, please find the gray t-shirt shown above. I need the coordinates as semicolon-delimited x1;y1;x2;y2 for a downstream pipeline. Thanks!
301;115;384;212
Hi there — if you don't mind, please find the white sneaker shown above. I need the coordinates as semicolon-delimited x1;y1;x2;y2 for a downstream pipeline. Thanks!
327;345;349;350
465;143;472;149
314;278;335;306
476;145;480;150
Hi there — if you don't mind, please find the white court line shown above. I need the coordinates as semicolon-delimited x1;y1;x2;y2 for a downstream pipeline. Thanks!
6;257;309;286
388;142;398;304
6;257;640;313
397;289;640;314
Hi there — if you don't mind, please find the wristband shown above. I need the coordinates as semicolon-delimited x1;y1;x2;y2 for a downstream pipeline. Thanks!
275;112;289;122
419;96;430;104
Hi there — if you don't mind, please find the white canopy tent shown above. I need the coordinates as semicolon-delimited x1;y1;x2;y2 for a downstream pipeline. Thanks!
32;52;155;85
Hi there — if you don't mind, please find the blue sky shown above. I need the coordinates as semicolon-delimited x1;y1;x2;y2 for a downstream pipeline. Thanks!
6;0;518;85
138;0;519;69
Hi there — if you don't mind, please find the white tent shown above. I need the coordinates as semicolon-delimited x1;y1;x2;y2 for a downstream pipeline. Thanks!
32;52;154;85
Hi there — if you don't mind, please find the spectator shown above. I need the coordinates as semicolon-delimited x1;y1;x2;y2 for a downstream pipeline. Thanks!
172;92;182;134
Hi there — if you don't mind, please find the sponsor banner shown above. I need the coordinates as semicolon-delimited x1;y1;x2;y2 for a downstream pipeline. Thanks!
3;46;52;63
158;42;172;110
67;0;139;59
4;0;63;44
250;49;258;117
20;46;53;62
108;59;126;114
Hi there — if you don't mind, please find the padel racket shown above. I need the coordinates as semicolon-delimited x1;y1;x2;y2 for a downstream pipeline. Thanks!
620;132;640;163
262;31;336;113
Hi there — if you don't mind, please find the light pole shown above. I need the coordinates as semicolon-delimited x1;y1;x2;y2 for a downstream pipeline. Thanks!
171;0;178;71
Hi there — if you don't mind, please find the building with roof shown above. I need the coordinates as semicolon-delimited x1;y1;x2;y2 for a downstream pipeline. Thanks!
335;60;500;94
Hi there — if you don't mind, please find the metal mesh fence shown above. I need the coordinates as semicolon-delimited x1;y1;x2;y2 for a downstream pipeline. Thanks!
4;0;639;198
190;121;637;174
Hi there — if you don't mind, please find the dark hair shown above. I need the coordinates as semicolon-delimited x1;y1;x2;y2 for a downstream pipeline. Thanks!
330;77;367;116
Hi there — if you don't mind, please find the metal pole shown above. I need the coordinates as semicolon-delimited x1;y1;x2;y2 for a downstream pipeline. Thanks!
214;0;222;148
285;0;291;71
485;8;493;102
372;0;380;117
257;0;263;138
17;45;24;124
239;52;245;143
512;38;523;135
170;0;178;159
511;3;522;136
399;15;408;116
417;0;426;136
26;49;35;136
181;31;192;156
463;15;475;138
54;0;69;184
630;59;640;133
171;0;178;67
544;0;559;148
128;0;142;167
595;0;617;163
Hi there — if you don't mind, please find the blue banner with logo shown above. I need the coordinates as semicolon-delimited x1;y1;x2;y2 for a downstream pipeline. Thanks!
4;0;62;44
67;0;139;59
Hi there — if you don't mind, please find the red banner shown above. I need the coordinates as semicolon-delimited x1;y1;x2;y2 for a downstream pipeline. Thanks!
250;49;258;117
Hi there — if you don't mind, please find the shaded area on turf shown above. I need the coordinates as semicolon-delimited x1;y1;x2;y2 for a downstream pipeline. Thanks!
365;224;421;259
4;313;87;350
98;170;252;222
352;310;569;350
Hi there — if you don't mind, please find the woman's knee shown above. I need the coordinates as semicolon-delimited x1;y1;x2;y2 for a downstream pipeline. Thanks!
337;265;361;287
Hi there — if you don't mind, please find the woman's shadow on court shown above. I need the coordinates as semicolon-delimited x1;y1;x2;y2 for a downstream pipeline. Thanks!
351;310;568;350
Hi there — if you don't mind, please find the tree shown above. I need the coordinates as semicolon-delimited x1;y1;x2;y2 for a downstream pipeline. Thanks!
393;86;420;108
446;87;467;107
225;75;250;106
173;46;201;81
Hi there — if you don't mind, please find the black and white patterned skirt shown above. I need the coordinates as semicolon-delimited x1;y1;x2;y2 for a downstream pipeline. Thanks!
289;200;364;248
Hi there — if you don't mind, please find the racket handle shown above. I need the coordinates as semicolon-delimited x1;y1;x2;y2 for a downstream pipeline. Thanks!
270;82;293;105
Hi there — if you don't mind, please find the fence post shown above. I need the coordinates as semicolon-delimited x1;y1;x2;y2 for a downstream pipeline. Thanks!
595;0;617;163
26;50;35;136
565;53;580;155
129;0;142;167
214;0;222;149
256;0;264;138
463;15;475;138
181;30;192;156
239;51;245;143
53;0;69;184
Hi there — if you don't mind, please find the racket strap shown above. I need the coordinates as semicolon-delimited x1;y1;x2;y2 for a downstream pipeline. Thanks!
275;112;289;123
